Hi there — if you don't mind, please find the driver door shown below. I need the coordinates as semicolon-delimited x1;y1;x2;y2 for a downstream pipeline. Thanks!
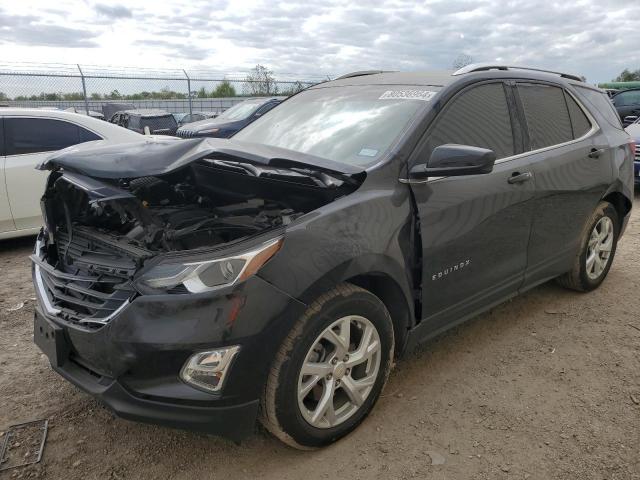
0;118;15;234
408;81;536;335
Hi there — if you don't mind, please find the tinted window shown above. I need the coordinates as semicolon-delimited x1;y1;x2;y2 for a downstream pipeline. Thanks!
218;100;266;121
79;127;101;142
5;118;83;155
0;118;4;156
423;82;514;160
141;115;177;132
575;86;623;129
612;90;640;106
518;84;572;150
565;93;591;138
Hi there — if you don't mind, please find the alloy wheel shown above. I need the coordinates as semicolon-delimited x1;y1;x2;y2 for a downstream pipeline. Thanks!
297;315;381;429
586;216;614;280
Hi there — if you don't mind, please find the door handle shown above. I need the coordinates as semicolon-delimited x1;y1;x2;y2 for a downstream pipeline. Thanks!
588;148;605;158
508;171;533;184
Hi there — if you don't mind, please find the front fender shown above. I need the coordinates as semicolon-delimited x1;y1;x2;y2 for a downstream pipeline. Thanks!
258;180;417;323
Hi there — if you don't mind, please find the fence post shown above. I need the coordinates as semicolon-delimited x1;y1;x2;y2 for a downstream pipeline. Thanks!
77;64;90;115
183;70;193;115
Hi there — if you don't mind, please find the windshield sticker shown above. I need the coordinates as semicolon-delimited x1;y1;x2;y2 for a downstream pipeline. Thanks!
379;90;437;101
358;148;379;157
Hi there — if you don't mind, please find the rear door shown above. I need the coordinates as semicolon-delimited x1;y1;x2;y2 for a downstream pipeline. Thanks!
0;118;16;233
515;82;613;288
409;81;536;333
4;117;101;230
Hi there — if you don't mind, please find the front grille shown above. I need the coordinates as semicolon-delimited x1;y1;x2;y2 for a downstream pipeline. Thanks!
32;230;142;329
635;144;639;161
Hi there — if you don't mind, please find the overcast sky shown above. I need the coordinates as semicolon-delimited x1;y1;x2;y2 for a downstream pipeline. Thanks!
1;0;639;83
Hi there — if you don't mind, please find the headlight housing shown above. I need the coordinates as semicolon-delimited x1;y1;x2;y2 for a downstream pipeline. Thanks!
136;237;283;293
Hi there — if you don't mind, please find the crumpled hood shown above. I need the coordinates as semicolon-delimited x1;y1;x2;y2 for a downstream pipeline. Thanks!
38;137;364;178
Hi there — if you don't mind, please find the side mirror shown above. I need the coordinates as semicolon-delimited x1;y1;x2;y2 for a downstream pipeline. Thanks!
408;144;496;180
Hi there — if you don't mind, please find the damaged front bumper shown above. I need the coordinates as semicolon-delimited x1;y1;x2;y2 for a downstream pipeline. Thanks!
32;249;307;441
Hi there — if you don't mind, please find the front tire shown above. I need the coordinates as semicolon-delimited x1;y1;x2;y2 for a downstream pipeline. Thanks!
260;283;394;449
557;201;619;292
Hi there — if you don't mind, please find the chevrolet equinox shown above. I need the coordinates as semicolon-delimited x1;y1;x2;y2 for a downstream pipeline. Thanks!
32;65;634;449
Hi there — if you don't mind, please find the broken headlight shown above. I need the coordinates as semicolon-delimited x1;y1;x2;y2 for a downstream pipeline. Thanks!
136;237;283;293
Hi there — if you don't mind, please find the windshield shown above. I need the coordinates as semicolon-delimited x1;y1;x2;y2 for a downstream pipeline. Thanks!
217;100;264;121
233;85;437;167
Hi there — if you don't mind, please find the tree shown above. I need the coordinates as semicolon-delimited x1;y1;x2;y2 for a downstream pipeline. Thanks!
0;92;8;101
107;89;122;100
452;54;474;70
243;64;277;95
280;81;306;96
196;87;208;98
213;80;236;97
614;68;640;82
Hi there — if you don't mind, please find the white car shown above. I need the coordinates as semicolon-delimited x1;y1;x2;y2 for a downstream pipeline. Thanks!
0;108;143;240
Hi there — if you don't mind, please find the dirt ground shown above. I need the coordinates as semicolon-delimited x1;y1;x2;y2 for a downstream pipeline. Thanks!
1;194;639;480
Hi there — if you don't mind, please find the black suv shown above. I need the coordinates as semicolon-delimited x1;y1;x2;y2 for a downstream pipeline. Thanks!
176;98;281;138
32;65;634;449
109;109;178;136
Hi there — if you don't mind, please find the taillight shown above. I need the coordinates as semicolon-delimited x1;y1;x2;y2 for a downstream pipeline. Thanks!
626;138;636;159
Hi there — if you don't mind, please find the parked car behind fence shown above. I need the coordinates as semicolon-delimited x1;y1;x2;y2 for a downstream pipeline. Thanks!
176;98;281;138
109;109;178;136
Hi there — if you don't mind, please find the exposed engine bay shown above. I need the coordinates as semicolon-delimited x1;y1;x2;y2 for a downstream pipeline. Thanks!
41;157;359;258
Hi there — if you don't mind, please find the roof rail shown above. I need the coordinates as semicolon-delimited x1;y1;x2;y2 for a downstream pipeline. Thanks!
335;70;389;80
452;63;584;82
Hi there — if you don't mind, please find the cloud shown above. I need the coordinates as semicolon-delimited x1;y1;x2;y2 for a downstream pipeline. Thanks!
0;7;98;48
137;39;210;61
0;0;640;82
95;3;133;19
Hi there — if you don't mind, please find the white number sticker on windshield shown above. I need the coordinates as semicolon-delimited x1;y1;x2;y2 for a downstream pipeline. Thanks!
379;90;437;101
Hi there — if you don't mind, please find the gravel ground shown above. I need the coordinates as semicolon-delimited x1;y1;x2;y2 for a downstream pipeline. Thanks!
1;193;639;480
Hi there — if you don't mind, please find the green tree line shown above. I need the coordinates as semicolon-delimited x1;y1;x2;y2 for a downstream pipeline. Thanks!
614;68;640;82
2;80;239;102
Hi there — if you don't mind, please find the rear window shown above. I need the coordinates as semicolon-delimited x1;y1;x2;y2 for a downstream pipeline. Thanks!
612;90;640;106
141;115;177;132
565;93;592;138
4;118;102;155
574;86;623;129
518;84;573;150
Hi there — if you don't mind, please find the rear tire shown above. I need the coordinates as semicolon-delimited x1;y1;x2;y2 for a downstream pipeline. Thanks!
556;201;619;292
260;283;394;449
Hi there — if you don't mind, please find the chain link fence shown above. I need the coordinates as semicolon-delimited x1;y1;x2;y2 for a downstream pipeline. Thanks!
0;62;327;116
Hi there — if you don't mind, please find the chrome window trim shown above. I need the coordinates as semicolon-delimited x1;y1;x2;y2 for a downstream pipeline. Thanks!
419;87;600;183
492;86;600;165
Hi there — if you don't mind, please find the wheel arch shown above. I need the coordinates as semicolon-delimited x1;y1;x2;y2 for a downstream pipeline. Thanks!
602;190;631;227
345;272;412;356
